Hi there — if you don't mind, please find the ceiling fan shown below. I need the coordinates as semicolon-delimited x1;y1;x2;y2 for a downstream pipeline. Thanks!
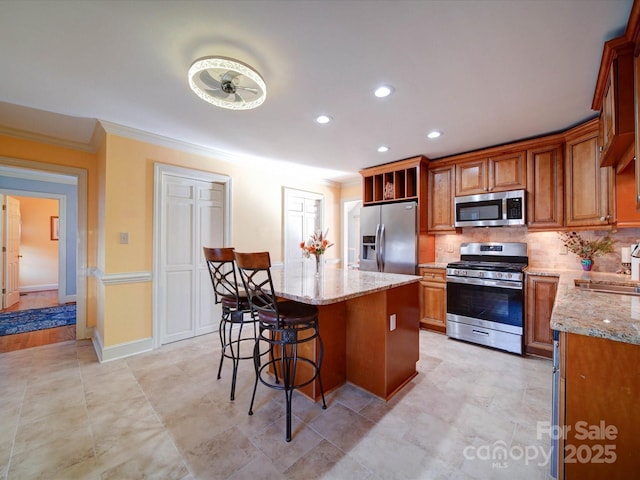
188;56;267;110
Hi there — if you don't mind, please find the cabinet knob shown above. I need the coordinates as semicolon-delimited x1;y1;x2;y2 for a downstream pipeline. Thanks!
431;273;435;278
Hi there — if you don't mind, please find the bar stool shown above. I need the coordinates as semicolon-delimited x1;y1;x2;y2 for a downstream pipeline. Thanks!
203;247;256;401
234;251;327;442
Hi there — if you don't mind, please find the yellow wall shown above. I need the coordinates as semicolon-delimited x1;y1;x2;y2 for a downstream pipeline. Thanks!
13;196;59;289
1;131;346;349
1;134;98;331
99;133;343;346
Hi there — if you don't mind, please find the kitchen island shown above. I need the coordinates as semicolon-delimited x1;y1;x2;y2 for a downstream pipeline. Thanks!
548;270;640;480
270;264;420;401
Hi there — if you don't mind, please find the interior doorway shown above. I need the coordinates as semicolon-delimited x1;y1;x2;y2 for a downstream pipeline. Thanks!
1;195;61;311
343;199;362;269
0;159;88;343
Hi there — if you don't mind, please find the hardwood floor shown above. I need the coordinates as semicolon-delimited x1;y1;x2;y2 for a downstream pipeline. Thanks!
1;289;60;312
0;290;76;353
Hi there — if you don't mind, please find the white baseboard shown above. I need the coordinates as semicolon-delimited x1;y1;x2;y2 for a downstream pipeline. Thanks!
92;330;153;363
19;284;58;293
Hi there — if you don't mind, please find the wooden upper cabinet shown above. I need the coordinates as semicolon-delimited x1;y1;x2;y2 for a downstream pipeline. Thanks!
592;37;634;168
527;144;564;229
564;120;614;227
360;156;429;231
428;164;455;232
455;158;486;195
455;151;526;196
490;151;527;192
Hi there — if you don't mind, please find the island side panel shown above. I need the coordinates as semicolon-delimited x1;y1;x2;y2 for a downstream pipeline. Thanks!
345;282;420;400
345;290;387;398
563;333;640;479
385;282;419;398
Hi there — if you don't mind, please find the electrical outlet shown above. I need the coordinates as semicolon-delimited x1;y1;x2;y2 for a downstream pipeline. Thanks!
390;314;396;331
447;242;454;253
119;232;129;244
559;245;568;255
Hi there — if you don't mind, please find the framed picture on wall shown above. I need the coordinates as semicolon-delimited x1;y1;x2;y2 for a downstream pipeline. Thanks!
51;216;59;241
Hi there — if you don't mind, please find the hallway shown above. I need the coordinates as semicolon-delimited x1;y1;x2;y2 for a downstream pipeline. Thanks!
0;290;75;353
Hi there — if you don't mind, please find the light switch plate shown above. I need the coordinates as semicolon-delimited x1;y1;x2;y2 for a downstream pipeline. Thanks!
119;232;129;244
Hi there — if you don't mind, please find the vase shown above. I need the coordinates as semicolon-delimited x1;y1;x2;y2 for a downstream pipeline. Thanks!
315;255;322;277
581;258;593;271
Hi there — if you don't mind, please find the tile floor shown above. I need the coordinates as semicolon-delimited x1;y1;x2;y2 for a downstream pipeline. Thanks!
0;330;553;480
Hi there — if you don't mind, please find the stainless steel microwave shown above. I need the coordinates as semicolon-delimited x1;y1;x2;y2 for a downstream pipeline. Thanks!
454;189;526;227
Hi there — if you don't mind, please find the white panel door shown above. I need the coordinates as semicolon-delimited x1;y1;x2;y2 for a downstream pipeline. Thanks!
283;188;323;264
195;181;223;336
3;196;20;309
160;175;224;344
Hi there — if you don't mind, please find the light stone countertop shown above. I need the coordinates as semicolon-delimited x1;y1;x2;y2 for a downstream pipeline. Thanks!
417;263;448;269
536;269;640;346
269;264;420;306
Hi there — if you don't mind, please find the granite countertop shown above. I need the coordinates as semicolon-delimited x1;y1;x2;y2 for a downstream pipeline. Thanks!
543;269;640;346
270;264;420;306
417;263;448;269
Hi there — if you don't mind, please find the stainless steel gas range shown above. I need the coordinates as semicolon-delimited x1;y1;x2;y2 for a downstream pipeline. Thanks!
446;242;528;354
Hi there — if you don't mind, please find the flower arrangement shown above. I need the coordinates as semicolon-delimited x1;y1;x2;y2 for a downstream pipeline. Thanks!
558;231;615;261
300;229;334;258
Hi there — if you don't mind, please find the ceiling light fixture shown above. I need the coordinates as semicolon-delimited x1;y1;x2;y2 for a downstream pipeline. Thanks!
377;146;390;153
427;130;442;139
316;115;332;124
188;56;266;110
374;85;394;98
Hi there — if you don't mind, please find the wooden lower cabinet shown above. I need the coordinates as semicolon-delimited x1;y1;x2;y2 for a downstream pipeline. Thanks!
419;267;446;333
558;332;640;479
525;274;558;358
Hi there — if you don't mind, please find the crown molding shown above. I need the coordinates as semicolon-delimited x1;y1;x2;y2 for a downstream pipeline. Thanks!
98;120;343;187
0;124;95;152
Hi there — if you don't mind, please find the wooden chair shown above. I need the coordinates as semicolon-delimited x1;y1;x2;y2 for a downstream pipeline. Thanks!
203;247;256;401
234;251;327;441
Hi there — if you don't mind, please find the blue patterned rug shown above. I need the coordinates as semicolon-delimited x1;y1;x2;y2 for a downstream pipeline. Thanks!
0;304;76;336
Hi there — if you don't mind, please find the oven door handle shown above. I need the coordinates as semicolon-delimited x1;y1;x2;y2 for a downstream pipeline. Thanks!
446;276;523;290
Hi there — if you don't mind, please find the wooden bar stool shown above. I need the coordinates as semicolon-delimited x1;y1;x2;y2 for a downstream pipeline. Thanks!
203;247;256;401
234;251;327;442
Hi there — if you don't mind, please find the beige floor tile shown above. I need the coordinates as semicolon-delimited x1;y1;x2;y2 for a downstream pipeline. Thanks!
7;429;95;480
181;426;263;479
0;329;553;480
284;440;374;480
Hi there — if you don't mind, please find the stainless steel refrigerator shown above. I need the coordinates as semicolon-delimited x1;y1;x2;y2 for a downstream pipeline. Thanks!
359;201;418;275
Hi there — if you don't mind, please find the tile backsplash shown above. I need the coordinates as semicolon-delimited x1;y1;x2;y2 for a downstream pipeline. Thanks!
434;227;640;273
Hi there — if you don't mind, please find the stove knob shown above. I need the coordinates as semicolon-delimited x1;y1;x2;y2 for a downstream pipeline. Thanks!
478;271;484;278
496;272;502;279
506;273;512;279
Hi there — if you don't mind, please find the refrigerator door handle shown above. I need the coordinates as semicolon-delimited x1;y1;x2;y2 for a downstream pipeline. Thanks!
379;224;386;271
375;223;382;271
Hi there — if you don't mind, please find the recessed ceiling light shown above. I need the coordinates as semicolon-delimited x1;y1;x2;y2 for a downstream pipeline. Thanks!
316;115;332;124
374;85;394;98
427;130;442;139
377;146;390;153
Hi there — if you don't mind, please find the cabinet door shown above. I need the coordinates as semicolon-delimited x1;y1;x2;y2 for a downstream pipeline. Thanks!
455;159;487;195
601;69;615;155
428;165;455;232
418;267;446;333
527;145;564;229
565;130;613;227
525;274;557;358
489;151;526;192
563;333;640;479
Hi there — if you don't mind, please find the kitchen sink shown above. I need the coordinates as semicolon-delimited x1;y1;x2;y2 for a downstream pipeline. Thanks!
574;280;640;296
